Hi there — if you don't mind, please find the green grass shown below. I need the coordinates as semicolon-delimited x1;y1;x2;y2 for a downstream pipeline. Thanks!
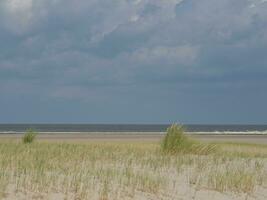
22;129;38;144
0;138;266;199
161;124;217;155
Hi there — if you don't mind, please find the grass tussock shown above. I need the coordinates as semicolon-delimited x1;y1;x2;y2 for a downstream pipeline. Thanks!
0;136;266;199
22;129;38;144
161;124;217;155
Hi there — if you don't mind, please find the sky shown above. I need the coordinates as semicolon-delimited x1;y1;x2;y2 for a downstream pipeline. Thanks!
0;0;267;124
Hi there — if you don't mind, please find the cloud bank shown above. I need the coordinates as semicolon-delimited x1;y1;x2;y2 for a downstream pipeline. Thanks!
0;0;267;123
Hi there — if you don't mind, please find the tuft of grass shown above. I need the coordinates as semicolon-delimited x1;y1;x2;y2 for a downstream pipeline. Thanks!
22;129;38;144
0;141;266;199
162;124;194;153
161;124;217;155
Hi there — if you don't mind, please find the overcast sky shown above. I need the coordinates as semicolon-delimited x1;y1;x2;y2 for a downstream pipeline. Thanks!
0;0;267;124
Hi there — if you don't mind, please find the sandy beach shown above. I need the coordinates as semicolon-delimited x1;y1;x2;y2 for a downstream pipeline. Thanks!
1;132;267;144
0;129;267;200
0;136;266;200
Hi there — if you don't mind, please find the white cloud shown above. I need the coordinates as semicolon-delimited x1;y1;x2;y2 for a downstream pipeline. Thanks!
130;15;140;22
128;45;199;66
1;0;33;33
4;0;32;13
0;0;183;38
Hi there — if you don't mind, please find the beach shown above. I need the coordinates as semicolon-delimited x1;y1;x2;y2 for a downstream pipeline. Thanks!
0;135;266;200
1;132;267;144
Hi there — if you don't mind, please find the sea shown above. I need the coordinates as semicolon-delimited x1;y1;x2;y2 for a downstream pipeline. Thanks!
0;124;267;134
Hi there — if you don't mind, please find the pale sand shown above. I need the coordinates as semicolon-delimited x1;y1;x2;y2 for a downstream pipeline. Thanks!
1;132;267;200
1;132;267;144
3;183;267;200
2;182;267;200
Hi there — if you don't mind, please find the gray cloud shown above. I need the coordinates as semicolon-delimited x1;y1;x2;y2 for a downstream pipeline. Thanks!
0;0;267;123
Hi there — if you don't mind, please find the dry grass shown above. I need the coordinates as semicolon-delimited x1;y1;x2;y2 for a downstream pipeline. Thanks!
0;141;266;199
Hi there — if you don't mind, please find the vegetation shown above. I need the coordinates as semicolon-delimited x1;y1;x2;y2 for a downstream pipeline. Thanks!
161;124;217;155
22;129;38;144
0;140;266;199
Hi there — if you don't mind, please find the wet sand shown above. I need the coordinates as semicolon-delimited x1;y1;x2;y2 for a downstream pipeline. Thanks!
0;132;267;144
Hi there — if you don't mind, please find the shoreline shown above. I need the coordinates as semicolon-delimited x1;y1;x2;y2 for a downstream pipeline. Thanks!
0;131;267;134
1;132;267;144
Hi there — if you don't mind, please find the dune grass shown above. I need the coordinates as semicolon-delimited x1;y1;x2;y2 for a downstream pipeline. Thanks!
0;140;266;199
161;124;217;155
22;129;38;144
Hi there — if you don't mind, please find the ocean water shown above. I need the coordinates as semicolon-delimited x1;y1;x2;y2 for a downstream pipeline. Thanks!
0;124;267;134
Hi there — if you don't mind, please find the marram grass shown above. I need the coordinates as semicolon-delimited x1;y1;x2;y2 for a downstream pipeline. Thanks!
0;141;266;199
22;129;38;144
161;124;217;155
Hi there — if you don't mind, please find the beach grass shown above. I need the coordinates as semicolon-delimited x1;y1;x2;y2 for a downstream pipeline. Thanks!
0;140;266;199
161;124;217;155
22;129;38;144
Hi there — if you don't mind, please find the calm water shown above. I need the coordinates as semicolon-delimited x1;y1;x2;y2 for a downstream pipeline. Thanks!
0;124;267;133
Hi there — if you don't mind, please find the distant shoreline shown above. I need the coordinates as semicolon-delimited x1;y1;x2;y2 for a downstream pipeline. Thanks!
1;124;267;133
0;131;267;135
1;132;267;144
